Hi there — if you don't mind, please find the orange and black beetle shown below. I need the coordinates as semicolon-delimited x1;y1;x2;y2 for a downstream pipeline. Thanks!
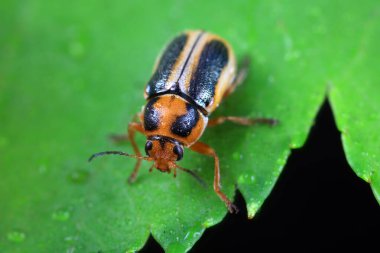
89;30;276;212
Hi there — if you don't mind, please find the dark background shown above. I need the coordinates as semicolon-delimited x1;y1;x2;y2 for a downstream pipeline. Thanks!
142;101;380;252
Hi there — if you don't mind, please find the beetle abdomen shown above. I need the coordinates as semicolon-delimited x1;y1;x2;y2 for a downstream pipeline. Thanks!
144;31;237;115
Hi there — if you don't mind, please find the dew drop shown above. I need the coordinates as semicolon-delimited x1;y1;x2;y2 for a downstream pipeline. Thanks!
361;152;369;157
193;232;201;238
52;209;71;221
64;235;79;242
264;180;273;186
238;174;248;183
7;230;26;243
68;169;90;184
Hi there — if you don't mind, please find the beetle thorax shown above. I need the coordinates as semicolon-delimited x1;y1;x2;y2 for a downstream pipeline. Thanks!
143;94;208;146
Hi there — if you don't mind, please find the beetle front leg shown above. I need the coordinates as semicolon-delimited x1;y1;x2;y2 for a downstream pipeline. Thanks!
126;122;145;183
190;141;238;213
208;116;278;127
106;112;145;183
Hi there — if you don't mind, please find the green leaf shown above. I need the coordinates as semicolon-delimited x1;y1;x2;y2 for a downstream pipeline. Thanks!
0;0;379;252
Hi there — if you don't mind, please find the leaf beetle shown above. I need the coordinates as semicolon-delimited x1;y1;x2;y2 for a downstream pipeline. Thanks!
89;30;277;213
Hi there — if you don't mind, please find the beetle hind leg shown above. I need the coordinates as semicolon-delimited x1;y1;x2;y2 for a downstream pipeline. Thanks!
190;141;239;213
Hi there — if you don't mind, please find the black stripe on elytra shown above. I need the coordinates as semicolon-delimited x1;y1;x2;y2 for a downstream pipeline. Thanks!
189;40;229;108
144;97;160;131
171;103;199;137
175;31;205;84
145;34;188;97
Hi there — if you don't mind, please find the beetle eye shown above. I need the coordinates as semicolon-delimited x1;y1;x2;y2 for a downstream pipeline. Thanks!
173;145;183;161
145;141;153;156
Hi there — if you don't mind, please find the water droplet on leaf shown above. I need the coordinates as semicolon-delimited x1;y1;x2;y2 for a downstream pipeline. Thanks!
193;232;201;238
7;230;26;243
52;209;71;221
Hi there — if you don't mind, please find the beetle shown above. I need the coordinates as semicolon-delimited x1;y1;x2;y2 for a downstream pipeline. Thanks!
89;30;277;213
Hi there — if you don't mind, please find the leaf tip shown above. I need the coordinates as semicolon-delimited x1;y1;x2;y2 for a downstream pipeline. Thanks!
247;202;259;219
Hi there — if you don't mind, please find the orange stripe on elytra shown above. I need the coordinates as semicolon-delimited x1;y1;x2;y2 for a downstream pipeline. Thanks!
166;31;203;87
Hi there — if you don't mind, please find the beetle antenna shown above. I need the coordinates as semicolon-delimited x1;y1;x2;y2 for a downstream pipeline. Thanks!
176;165;207;188
88;151;152;162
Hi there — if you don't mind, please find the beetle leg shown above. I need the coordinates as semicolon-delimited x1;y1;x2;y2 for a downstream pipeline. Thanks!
223;56;250;98
190;142;238;213
107;112;146;183
149;163;154;173
208;116;278;127
127;122;145;183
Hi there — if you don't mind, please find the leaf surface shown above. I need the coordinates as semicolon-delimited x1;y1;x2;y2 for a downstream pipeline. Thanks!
0;0;379;252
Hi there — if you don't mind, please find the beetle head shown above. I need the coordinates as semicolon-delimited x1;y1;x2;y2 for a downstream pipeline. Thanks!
88;135;205;186
144;136;183;172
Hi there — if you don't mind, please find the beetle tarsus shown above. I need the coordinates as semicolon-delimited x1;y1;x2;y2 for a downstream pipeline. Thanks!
268;118;279;126
127;176;136;184
227;202;239;214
